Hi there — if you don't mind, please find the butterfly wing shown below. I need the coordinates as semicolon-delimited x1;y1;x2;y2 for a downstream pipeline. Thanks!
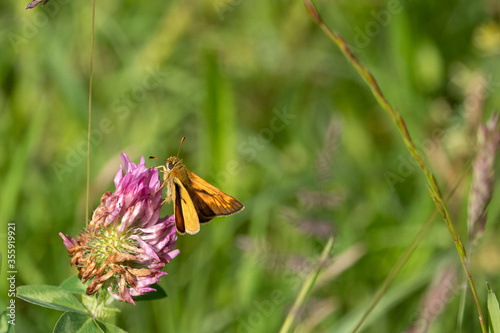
173;178;200;235
188;172;244;223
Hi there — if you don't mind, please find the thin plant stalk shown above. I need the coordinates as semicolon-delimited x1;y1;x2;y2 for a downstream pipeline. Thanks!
279;235;334;333
303;1;486;332
354;162;471;333
86;0;97;223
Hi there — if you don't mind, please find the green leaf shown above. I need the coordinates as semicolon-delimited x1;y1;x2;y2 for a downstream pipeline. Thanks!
54;312;94;333
0;310;15;333
94;320;128;333
60;275;89;294
487;283;500;333
79;320;104;333
17;285;87;313
53;312;127;333
133;283;167;302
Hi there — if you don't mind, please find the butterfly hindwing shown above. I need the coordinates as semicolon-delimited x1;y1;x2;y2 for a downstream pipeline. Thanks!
173;178;200;234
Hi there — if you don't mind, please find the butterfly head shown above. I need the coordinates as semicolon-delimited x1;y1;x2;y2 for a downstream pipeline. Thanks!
166;156;181;171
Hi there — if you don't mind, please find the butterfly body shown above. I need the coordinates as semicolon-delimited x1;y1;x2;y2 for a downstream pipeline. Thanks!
159;156;244;235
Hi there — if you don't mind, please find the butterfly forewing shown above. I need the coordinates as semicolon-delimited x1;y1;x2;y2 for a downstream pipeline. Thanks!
188;172;244;222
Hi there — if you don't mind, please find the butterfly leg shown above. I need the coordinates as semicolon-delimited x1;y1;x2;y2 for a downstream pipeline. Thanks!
155;165;173;204
153;165;168;195
161;194;171;205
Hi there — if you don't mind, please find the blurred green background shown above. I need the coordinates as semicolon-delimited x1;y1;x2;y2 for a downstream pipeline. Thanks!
1;0;500;331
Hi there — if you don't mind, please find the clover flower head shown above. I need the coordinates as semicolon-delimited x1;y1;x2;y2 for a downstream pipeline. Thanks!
60;153;179;304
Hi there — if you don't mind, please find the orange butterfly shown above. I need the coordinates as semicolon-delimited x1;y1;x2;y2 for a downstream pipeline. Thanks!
152;138;244;234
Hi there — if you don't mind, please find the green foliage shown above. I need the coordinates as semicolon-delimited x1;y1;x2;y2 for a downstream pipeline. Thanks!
17;285;87;313
59;275;90;295
16;284;130;332
54;312;125;333
487;283;500;333
1;0;499;332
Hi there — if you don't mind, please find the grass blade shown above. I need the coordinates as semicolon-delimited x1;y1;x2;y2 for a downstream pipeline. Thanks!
487;282;500;333
279;235;334;333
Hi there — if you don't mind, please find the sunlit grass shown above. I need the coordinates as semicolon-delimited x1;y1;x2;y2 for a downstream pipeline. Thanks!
1;0;500;332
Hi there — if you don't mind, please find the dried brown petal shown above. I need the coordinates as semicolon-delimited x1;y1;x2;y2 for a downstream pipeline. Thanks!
110;263;126;275
124;270;137;290
109;252;140;263
86;279;103;295
127;267;153;277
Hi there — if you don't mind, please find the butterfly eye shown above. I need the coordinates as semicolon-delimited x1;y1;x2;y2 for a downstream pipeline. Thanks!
167;162;174;170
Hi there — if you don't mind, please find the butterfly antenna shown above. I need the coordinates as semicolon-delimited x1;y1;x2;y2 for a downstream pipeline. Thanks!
149;156;167;161
177;137;185;158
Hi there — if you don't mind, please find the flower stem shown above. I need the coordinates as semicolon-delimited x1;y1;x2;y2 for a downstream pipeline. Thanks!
303;1;486;332
82;292;119;321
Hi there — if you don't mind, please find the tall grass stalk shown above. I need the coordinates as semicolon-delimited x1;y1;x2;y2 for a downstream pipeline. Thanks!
86;0;97;223
303;1;486;332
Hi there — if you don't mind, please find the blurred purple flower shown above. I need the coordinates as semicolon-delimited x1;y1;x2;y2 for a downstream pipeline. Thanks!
59;153;179;304
468;113;500;247
25;0;49;10
405;266;457;333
